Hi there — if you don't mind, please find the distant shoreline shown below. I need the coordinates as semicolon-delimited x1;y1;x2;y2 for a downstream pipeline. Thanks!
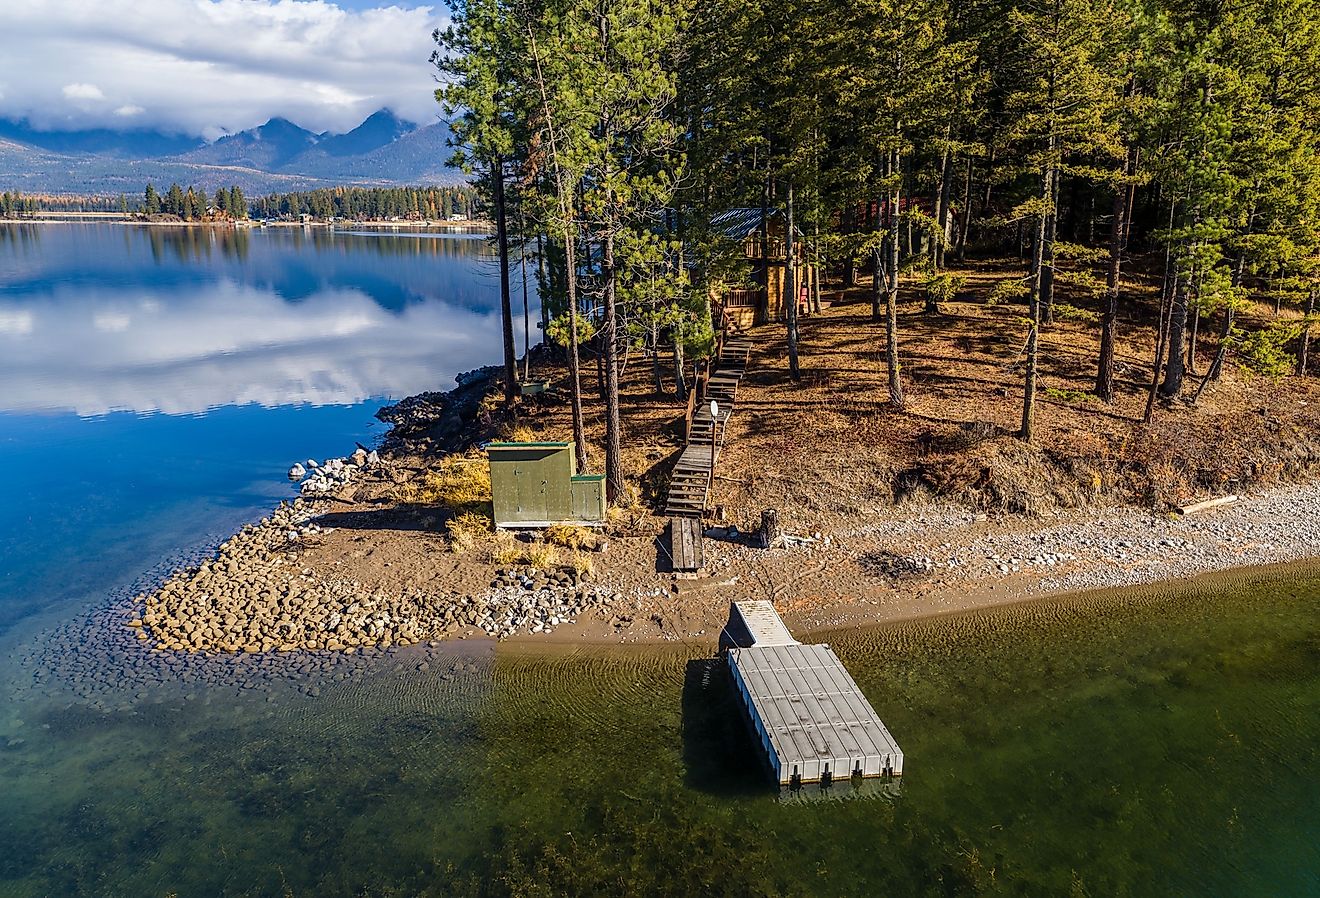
0;213;492;231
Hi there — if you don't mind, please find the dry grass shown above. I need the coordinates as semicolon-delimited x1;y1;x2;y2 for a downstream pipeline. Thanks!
562;551;595;578
445;512;492;554
544;522;595;551
403;452;491;516
480;532;566;570
487;530;523;566
499;423;538;442
523;540;562;570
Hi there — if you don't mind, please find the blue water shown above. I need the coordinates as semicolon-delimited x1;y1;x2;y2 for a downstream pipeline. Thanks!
0;223;525;636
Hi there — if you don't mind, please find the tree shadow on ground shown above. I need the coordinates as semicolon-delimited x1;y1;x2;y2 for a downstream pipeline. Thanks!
311;506;438;533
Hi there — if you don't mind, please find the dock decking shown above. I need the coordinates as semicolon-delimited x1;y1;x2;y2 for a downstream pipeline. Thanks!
723;601;904;788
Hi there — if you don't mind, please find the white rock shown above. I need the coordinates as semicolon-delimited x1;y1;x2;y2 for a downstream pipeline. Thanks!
288;463;307;481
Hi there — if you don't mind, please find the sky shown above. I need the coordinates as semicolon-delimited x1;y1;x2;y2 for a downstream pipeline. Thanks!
0;0;451;139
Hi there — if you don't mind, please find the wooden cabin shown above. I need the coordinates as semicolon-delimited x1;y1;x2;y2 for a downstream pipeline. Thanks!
709;208;820;330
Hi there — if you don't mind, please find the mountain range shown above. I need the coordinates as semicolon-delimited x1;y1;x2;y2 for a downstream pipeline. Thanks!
0;109;463;195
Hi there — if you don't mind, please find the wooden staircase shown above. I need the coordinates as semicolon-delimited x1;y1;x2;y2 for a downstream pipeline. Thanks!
664;334;753;518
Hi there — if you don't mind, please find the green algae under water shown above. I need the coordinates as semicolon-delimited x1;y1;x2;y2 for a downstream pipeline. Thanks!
1;564;1318;897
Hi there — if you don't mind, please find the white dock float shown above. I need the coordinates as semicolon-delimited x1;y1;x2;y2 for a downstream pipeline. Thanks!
723;601;904;787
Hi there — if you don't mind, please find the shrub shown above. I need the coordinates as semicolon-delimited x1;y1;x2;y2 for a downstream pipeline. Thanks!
1043;386;1097;404
544;523;594;551
446;513;492;554
487;530;522;566
499;424;538;443
404;453;491;515
1236;322;1301;379
986;279;1028;306
523;540;562;570
1051;303;1099;324
924;271;966;306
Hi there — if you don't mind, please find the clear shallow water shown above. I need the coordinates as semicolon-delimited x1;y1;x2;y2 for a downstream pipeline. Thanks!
0;222;522;636
1;566;1317;896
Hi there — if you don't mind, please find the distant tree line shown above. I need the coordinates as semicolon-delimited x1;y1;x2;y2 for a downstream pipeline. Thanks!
140;183;247;220
248;186;480;221
1;191;131;216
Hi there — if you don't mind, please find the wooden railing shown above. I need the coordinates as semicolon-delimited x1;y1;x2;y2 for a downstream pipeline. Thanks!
722;287;760;308
683;361;710;442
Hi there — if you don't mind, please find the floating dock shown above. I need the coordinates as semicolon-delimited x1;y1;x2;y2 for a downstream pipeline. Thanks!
722;601;903;788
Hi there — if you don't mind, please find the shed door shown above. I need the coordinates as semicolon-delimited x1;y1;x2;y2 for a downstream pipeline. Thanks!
513;464;549;522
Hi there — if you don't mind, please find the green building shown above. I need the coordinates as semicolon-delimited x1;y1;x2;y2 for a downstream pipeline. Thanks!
487;442;607;528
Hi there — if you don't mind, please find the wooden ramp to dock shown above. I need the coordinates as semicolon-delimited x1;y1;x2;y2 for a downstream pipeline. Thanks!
723;601;904;788
664;335;752;520
669;515;704;573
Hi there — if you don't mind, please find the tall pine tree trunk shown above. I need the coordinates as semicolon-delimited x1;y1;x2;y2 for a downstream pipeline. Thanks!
1022;163;1052;442
812;224;823;315
887;148;904;409
565;247;587;464
1160;242;1194;399
519;211;532;380
760;163;772;325
1040;174;1059;326
1095;151;1130;402
492;157;517;405
536;234;550;347
1187;304;1201;375
1144;200;1178;422
602;223;623;501
955;155;972;263
784;180;801;380
1299;289;1316;376
673;336;687;399
934;137;954;272
523;25;585;462
872;242;884;322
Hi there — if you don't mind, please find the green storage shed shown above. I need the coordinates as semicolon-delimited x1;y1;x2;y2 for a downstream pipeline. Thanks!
488;441;607;528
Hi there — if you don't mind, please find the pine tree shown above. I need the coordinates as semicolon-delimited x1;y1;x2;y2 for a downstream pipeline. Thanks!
1002;0;1127;440
144;184;161;215
165;183;185;217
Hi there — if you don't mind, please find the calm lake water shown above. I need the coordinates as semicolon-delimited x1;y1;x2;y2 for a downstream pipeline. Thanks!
0;223;521;638
1;224;1317;897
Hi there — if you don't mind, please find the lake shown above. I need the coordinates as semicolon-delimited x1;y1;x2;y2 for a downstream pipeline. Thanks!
0;223;526;639
1;224;1317;897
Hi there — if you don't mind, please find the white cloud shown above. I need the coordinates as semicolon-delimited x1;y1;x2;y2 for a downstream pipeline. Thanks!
62;83;106;101
0;309;34;335
0;280;510;417
0;1;447;137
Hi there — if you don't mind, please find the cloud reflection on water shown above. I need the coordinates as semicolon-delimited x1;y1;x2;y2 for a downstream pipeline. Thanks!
0;279;509;416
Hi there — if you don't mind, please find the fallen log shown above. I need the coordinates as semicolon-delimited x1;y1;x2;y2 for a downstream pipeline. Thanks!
1177;495;1239;515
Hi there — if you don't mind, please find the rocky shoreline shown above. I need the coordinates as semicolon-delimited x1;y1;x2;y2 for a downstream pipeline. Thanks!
135;498;628;654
